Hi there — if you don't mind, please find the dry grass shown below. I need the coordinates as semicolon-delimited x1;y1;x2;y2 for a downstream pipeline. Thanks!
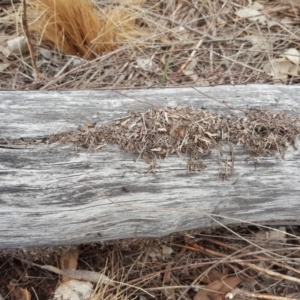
1;0;300;89
27;0;148;60
1;1;300;299
1;225;300;300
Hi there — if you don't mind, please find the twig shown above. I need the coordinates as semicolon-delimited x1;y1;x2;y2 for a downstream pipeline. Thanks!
132;6;235;42
16;257;154;297
100;0;236;42
176;39;203;75
204;237;300;277
230;143;234;174
227;288;299;300
0;0;20;6
188;242;300;285
22;0;40;80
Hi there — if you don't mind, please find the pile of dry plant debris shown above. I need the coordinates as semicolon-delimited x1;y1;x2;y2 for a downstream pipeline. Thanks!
43;106;300;170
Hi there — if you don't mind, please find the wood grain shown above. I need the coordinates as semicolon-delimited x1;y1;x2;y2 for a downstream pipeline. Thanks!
0;85;299;248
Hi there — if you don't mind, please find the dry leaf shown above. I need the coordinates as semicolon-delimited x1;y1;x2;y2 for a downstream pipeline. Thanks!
54;280;93;300
147;247;161;261
281;17;293;24
263;58;298;79
236;7;265;22
280;48;300;65
136;58;155;72
268;226;286;242
147;245;173;260
200;269;227;284
40;47;52;60
0;63;11;72
245;35;272;52
251;1;264;10
60;249;79;270
255;227;286;243
72;57;85;67
9;286;31;300
162;245;173;257
194;277;242;300
235;2;277;27
60;249;79;282
1;36;28;57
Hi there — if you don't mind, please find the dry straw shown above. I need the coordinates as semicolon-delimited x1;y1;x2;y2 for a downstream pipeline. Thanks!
43;106;300;171
27;0;147;59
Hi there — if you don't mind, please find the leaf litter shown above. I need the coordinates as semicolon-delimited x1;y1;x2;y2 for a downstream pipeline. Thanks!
2;0;300;89
41;106;300;171
2;225;300;300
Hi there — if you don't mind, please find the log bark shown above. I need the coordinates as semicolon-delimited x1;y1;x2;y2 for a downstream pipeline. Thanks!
1;85;300;249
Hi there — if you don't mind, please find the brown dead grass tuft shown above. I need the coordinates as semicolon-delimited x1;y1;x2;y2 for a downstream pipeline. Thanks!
27;0;148;60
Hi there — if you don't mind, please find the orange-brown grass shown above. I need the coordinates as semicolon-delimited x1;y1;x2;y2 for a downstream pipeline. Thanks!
27;0;147;60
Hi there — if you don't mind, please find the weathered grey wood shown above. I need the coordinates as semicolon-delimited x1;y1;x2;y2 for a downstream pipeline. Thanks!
1;85;300;249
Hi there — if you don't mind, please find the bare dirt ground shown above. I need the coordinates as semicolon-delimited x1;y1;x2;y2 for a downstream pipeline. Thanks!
1;0;300;299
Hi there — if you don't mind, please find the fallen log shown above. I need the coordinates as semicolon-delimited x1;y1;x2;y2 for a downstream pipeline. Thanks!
1;85;300;249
